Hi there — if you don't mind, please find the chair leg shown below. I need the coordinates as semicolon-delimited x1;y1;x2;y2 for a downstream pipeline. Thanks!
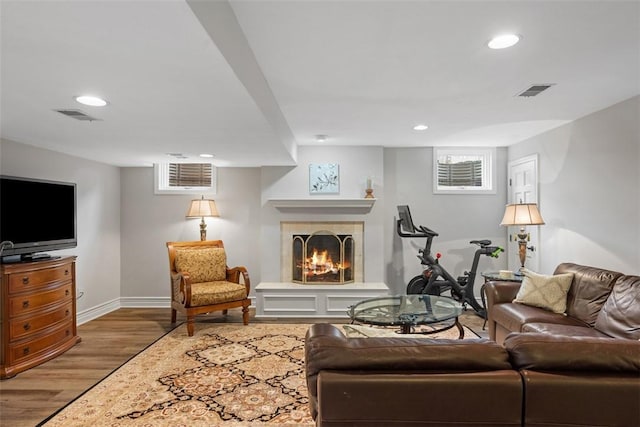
186;316;195;336
171;308;177;324
242;305;249;325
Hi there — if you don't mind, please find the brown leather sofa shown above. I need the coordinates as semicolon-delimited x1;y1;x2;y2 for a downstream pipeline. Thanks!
305;323;523;427
305;323;640;427
504;333;640;427
485;263;640;345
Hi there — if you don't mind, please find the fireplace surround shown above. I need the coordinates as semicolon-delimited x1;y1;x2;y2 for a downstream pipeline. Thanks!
255;220;387;318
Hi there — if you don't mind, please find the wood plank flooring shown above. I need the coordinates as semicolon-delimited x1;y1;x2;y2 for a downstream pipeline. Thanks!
0;307;486;427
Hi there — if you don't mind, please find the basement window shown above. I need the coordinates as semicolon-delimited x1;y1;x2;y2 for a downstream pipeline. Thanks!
154;163;217;195
433;147;496;194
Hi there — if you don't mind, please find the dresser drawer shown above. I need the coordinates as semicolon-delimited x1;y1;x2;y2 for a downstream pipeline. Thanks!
9;283;73;317
9;302;74;341
8;264;73;294
9;321;74;365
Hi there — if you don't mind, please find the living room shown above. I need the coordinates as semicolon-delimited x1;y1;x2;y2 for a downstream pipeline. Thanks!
0;0;639;425
2;93;639;322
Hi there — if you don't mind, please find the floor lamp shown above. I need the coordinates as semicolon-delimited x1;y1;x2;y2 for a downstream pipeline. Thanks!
186;196;219;241
500;202;545;273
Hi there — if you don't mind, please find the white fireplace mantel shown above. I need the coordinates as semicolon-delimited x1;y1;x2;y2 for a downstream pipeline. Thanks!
269;198;376;212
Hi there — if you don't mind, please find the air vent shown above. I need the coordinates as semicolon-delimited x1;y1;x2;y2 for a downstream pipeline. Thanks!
166;153;189;160
517;84;555;97
54;109;101;121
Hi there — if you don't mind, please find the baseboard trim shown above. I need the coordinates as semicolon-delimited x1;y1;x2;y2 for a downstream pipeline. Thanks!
77;296;257;325
76;298;121;325
119;296;171;308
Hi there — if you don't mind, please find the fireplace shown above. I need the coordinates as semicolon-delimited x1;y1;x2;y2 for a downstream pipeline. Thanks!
281;221;364;284
292;231;354;284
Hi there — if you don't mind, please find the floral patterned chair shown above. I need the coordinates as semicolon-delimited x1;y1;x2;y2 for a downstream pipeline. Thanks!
166;240;250;336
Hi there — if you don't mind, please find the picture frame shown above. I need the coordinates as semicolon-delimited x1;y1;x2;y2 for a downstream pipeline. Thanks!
309;163;339;194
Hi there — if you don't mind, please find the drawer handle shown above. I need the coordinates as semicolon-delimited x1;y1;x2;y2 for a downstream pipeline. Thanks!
22;301;30;309
65;289;70;296
22;276;30;285
64;269;69;276
23;323;31;331
65;330;70;337
23;347;30;356
65;309;70;316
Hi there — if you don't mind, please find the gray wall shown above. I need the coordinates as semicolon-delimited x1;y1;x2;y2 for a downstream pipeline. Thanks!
508;95;639;274
0;139;121;314
119;166;261;301
383;147;508;296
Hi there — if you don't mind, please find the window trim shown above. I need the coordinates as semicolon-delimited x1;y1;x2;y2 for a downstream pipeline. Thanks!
433;147;496;194
154;163;217;195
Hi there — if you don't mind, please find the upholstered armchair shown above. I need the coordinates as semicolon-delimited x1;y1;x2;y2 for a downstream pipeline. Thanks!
166;240;250;336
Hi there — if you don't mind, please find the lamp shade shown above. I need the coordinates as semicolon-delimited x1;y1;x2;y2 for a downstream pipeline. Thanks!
500;203;545;226
186;197;219;218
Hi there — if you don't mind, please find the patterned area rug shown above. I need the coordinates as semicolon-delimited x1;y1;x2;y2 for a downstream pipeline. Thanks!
40;322;477;427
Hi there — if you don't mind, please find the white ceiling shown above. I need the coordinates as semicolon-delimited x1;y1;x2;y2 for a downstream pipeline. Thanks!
1;0;638;167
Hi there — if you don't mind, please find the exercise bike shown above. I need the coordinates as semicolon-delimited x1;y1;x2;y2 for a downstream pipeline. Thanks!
396;205;503;317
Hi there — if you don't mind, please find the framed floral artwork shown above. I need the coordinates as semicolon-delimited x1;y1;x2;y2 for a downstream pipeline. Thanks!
309;163;339;194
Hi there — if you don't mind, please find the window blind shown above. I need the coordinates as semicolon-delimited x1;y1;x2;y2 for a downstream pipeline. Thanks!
437;160;482;187
168;163;212;187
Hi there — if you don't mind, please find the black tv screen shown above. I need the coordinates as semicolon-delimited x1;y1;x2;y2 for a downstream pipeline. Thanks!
0;175;77;260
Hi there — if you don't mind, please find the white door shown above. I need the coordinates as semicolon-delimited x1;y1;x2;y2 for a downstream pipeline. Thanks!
507;155;540;272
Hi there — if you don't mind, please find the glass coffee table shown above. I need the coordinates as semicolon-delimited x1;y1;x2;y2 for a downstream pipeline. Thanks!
347;295;465;338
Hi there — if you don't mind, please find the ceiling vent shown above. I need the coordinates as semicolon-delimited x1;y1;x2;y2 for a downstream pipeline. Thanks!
54;109;101;121
517;84;555;97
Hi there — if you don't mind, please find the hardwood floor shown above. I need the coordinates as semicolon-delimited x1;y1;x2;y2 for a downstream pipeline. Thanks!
0;307;487;427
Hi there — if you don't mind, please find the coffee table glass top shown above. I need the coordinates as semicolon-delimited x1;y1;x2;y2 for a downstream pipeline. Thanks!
348;295;462;329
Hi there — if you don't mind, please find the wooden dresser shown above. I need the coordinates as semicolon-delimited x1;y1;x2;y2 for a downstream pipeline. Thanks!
1;256;81;379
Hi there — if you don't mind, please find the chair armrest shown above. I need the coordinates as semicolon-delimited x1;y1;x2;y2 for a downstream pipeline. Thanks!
485;281;521;306
170;270;193;306
227;266;251;293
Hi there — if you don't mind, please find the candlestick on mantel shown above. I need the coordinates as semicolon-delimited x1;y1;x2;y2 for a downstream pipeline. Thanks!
365;177;374;198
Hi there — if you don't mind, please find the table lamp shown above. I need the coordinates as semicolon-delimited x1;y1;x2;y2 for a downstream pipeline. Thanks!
186;196;219;241
500;202;545;273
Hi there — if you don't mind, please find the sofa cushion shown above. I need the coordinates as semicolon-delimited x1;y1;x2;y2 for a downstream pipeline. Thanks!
514;269;573;313
522;322;611;338
492;303;585;333
504;333;640;372
555;263;622;326
190;281;247;306
594;275;640;340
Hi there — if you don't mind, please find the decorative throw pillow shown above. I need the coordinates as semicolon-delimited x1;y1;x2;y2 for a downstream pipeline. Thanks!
174;247;227;283
513;269;574;314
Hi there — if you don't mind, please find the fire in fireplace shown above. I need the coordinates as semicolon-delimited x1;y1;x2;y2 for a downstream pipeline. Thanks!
292;231;354;284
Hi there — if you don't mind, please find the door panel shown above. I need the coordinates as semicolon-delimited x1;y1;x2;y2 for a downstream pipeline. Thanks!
508;155;540;272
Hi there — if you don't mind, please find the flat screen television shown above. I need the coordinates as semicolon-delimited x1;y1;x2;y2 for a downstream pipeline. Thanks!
0;175;77;262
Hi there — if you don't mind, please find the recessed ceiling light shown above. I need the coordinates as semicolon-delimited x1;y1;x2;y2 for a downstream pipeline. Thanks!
413;124;429;131
315;134;328;142
199;153;214;158
487;34;521;49
75;95;108;107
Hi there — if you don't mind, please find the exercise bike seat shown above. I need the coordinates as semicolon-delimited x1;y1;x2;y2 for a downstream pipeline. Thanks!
470;239;491;246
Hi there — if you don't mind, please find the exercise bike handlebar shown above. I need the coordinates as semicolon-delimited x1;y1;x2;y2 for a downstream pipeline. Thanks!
396;219;439;238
